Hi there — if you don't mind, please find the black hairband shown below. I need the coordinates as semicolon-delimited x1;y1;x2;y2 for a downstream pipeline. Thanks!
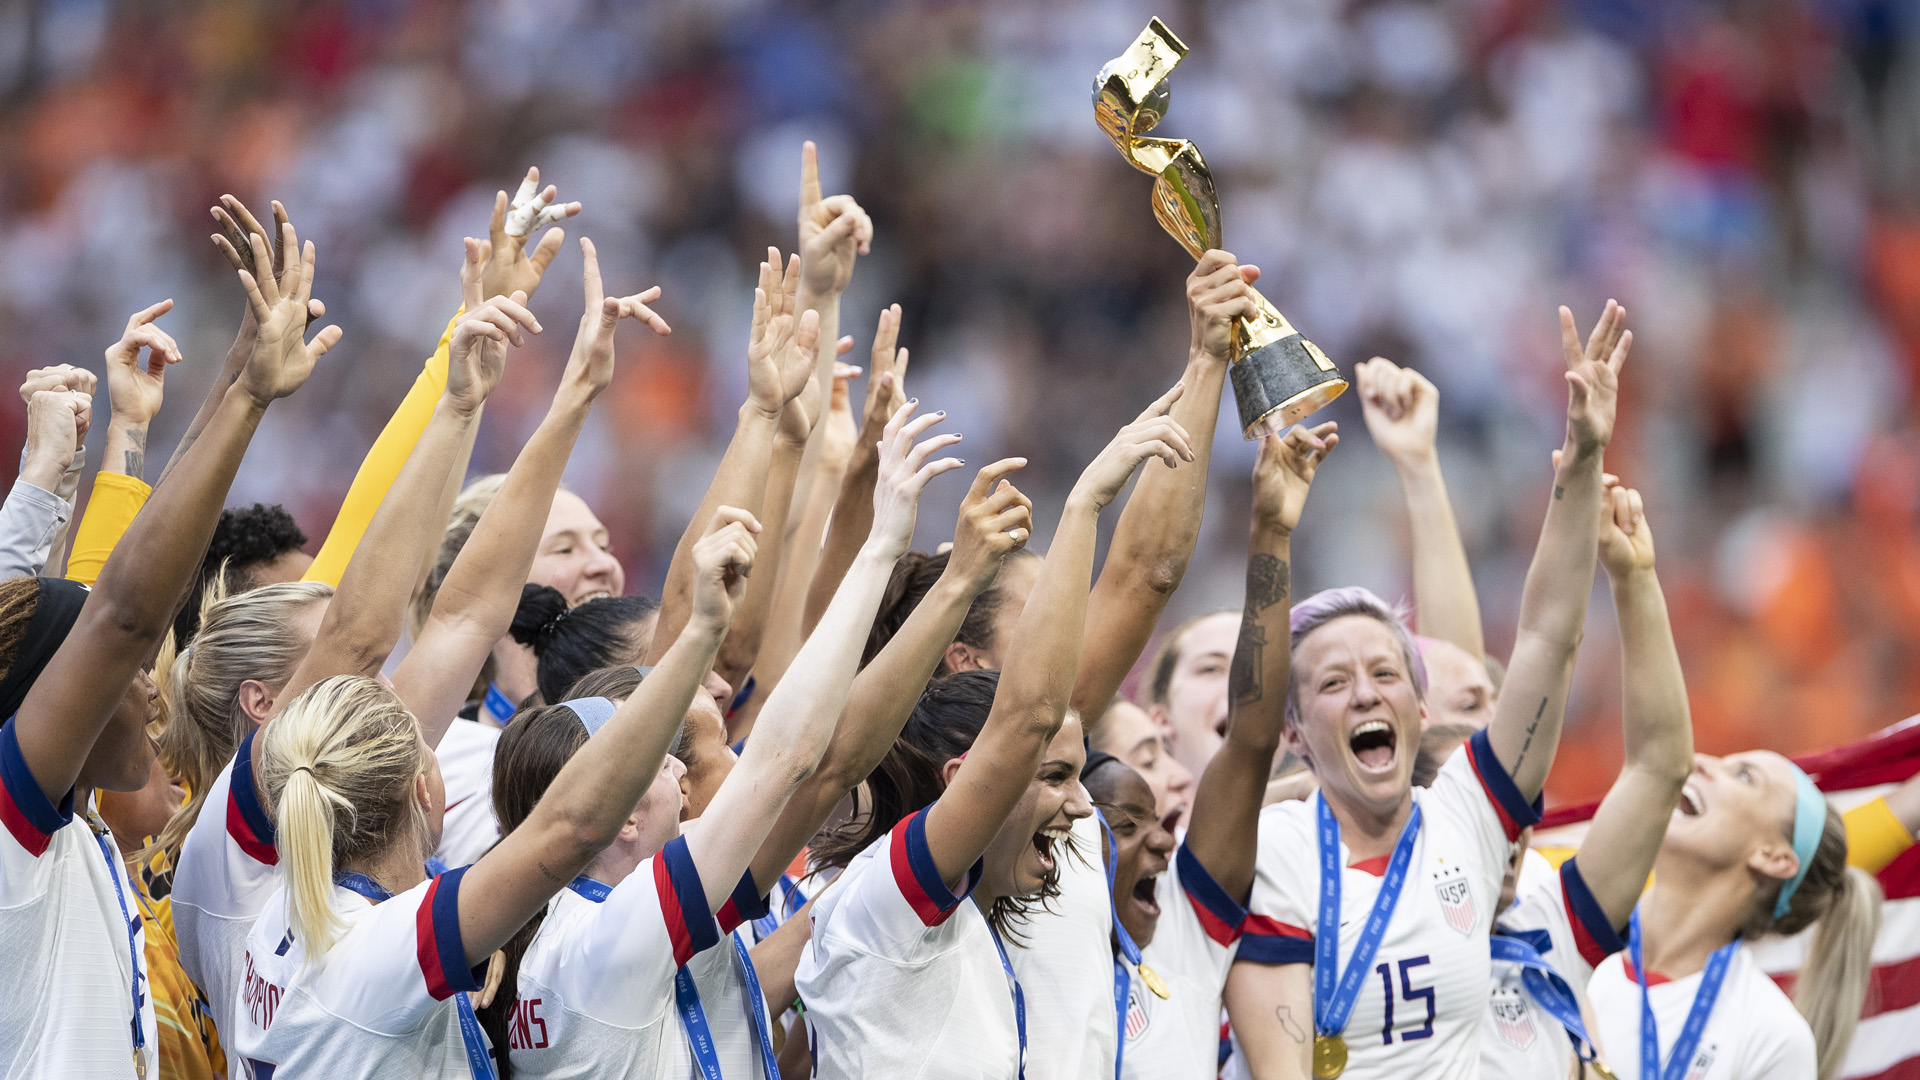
0;578;91;720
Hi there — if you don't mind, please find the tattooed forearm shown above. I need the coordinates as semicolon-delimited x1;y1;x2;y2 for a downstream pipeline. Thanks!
1275;1005;1307;1043
122;427;145;478
535;859;568;885
1246;555;1289;612
1230;617;1267;706
1512;696;1547;772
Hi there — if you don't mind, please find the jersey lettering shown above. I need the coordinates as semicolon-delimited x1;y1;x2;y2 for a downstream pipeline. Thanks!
241;951;283;1031
1370;954;1436;1045
507;997;549;1050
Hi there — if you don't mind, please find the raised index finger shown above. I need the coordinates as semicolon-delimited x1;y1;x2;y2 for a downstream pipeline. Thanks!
965;457;1029;501
1136;380;1186;422
800;140;823;209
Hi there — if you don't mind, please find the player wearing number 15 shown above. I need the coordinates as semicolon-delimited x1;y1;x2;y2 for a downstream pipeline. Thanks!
1223;303;1630;1080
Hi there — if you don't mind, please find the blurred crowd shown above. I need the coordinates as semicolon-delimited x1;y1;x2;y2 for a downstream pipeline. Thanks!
3;0;1919;806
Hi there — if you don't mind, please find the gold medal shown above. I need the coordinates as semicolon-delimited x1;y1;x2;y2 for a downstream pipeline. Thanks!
1585;1061;1619;1080
134;1049;147;1080
1136;962;1170;1000
1312;1034;1348;1078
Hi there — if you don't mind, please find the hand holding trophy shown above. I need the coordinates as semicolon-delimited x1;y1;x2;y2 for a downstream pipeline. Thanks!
1095;19;1346;439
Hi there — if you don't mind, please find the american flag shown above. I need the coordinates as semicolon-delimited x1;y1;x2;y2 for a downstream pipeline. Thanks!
1538;715;1920;1080
1490;988;1536;1049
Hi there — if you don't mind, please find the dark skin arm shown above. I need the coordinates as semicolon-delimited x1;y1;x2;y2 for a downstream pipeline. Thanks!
1183;423;1335;902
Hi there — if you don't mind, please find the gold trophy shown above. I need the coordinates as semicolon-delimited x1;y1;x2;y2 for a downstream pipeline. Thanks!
1095;18;1346;439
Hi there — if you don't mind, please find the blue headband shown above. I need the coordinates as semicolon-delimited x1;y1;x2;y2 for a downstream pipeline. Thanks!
1774;765;1826;920
558;696;618;736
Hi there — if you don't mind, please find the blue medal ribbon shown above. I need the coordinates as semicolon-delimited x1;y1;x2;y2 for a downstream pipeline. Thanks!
1489;930;1599;1062
90;824;146;1067
573;875;777;1078
986;917;1029;1080
1098;810;1146;1080
1313;794;1423;1042
482;683;516;725
334;871;497;1080
1628;911;1736;1080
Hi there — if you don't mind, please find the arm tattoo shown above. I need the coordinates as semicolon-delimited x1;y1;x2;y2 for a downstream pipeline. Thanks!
1512;696;1547;772
1275;1005;1307;1043
1246;555;1289;612
535;859;568;885
1230;617;1267;707
123;427;145;478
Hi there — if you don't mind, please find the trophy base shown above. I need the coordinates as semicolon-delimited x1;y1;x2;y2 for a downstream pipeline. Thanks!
1230;333;1348;440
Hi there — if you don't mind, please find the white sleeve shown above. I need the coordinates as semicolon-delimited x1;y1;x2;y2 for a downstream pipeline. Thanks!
558;835;716;1027
1426;728;1543;881
1497;857;1627;996
817;806;982;965
306;867;486;1032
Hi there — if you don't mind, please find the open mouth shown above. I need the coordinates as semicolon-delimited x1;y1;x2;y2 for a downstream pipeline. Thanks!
1349;720;1398;773
575;589;614;604
1131;875;1161;920
1678;783;1705;817
1033;826;1070;873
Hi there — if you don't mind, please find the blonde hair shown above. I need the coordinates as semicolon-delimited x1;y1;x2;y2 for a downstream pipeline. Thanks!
411;474;507;637
259;675;427;955
148;576;333;864
1740;805;1882;1080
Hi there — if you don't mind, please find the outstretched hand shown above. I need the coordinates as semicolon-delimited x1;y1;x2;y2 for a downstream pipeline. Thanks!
853;303;911;451
234;221;341;406
798;140;872;299
1187;250;1260;362
691;507;761;631
869;399;965;558
1560;299;1631;453
448;238;541;416
104;299;183;426
1253;422;1338;534
1355;357;1437;466
561;237;670;409
746;247;819;418
1072;381;1196;511
947;458;1033;591
484;166;582;302
1595;473;1654;578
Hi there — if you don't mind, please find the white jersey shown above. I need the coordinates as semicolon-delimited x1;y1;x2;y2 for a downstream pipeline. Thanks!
1236;728;1540;1080
797;806;1020;1079
172;730;280;1070
1010;810;1114;1080
434;718;501;867
1122;841;1249;1080
1481;856;1626;1078
1588;943;1816;1080
0;720;158;1079
233;867;490;1077
505;833;777;1080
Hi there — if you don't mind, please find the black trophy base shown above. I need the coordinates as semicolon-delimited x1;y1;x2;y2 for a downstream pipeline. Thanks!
1229;333;1348;440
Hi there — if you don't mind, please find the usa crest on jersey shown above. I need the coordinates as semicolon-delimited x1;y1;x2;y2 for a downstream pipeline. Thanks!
1124;981;1151;1041
1432;861;1476;935
1682;1044;1716;1080
1489;986;1535;1049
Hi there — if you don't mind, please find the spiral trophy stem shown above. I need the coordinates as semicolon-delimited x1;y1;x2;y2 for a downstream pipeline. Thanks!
1094;18;1346;439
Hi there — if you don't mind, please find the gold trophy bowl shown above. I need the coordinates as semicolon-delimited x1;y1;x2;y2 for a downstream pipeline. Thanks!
1095;18;1346;440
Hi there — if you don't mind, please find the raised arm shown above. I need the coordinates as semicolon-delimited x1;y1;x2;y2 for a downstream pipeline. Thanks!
304;169;578;587
1356;357;1482;657
271;239;535;713
648;251;815;661
1185;423;1335;902
65;302;184;584
803;305;910;633
1572;482;1690;926
788;140;872;509
1;385;87;579
1487;301;1630;800
394;237;669;745
747;456;1032;890
458;511;751;961
687;403;961;911
18;231;337;800
924;383;1194;883
1071;250;1245;717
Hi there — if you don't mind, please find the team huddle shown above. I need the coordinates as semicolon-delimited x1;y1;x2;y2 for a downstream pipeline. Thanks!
0;142;1909;1080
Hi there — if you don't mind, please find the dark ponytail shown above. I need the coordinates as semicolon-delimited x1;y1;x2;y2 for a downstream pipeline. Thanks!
862;549;1038;671
508;585;659;705
477;703;596;1078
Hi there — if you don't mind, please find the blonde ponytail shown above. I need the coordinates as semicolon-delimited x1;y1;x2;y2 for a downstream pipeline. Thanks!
258;675;426;957
146;578;333;864
1745;805;1883;1080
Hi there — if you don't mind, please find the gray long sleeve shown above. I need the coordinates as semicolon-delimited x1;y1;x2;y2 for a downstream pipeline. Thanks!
0;478;73;579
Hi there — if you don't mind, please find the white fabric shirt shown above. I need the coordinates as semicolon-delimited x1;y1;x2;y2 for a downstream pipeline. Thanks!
505;833;777;1080
1480;855;1626;1078
171;731;281;1071
797;806;1019;1079
1010;810;1114;1080
232;867;488;1077
0;720;158;1079
1122;841;1248;1080
1588;943;1817;1080
434;718;502;867
1235;728;1540;1080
